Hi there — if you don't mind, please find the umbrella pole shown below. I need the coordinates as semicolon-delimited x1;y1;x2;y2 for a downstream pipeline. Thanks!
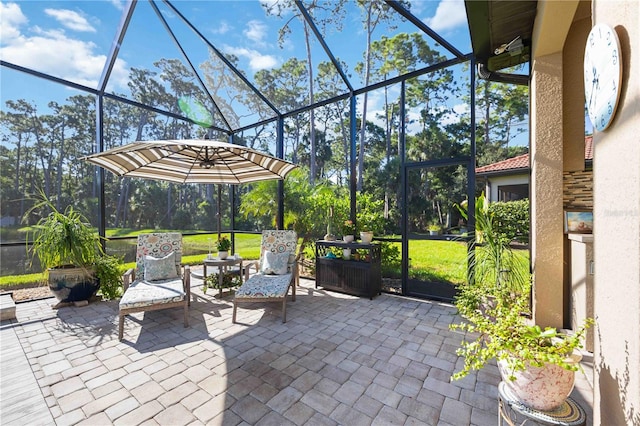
217;184;222;241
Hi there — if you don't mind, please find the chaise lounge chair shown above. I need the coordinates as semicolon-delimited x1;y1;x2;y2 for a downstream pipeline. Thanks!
119;233;190;341
232;230;298;323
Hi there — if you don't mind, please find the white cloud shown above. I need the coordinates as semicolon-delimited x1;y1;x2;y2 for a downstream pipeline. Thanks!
109;0;125;11
44;8;96;33
0;3;128;90
407;0;426;15
0;2;28;42
223;45;278;71
425;0;467;33
211;21;232;35
244;20;268;46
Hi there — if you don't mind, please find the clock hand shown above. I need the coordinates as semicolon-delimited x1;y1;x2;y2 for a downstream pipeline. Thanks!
589;68;598;110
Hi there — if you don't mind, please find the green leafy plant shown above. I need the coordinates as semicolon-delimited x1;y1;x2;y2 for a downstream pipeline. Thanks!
203;273;241;293
25;191;123;295
456;194;529;294
451;279;593;380
380;242;401;277
28;203;100;270
216;236;231;252
428;222;441;232
489;199;530;244
95;254;124;300
451;194;593;383
342;220;356;235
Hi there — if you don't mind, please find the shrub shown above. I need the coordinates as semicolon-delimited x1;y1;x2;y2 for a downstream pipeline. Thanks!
489;199;529;243
380;242;401;277
95;254;124;300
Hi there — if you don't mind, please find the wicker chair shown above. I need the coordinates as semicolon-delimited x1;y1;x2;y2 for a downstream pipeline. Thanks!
232;230;298;323
119;233;190;341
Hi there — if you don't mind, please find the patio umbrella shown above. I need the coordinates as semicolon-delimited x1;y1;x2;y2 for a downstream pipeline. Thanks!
81;139;297;237
81;139;296;185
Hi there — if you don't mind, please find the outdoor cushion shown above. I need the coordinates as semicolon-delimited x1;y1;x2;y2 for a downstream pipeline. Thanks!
144;252;178;281
235;273;292;299
233;230;297;324
135;233;182;278
119;278;185;310
261;251;289;275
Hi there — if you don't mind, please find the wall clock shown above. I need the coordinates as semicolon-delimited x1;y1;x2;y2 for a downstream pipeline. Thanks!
584;23;623;131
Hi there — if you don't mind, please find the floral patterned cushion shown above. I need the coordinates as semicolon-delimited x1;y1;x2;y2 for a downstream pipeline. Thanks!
144;252;179;281
135;233;182;279
119;278;185;309
261;230;297;257
261;251;290;275
234;273;292;299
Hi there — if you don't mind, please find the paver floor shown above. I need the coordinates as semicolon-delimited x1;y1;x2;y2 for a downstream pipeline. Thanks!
0;273;593;425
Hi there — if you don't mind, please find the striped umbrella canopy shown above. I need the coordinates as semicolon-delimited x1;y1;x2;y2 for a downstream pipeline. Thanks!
81;139;297;185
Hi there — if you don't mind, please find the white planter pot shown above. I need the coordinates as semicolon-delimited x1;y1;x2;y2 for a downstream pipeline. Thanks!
342;249;351;260
497;351;582;411
343;235;354;243
218;251;228;259
360;231;373;244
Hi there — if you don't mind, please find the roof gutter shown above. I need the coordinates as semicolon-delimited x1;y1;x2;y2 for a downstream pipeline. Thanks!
477;62;529;86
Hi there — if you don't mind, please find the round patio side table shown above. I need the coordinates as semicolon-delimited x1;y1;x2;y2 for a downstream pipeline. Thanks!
203;255;243;297
498;381;587;426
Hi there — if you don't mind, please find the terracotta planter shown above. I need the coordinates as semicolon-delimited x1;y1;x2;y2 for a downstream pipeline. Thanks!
48;266;99;303
497;351;582;411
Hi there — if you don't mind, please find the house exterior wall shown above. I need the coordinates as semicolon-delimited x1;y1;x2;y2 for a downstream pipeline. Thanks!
591;2;640;424
483;174;529;202
532;0;639;423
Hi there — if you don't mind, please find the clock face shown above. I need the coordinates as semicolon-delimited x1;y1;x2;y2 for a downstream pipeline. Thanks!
584;24;623;132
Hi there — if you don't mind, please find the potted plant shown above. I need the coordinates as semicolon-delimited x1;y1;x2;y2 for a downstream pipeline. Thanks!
324;206;336;241
451;279;593;411
428;222;441;236
451;195;593;411
26;194;122;304
342;220;356;242
359;231;374;244
203;272;241;294
216;236;231;259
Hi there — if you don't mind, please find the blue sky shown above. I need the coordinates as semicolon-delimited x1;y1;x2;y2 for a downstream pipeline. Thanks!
1;1;532;145
1;1;471;85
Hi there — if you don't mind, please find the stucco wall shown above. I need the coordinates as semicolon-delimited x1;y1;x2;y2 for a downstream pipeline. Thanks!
531;51;566;329
591;1;640;424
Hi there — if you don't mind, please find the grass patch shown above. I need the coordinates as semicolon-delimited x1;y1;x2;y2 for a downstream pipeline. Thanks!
408;240;468;285
2;232;529;292
0;272;46;289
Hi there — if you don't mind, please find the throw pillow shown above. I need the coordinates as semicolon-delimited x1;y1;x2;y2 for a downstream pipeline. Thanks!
261;251;290;275
144;252;178;281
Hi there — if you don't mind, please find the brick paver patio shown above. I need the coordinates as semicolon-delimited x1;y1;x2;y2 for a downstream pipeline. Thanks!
0;273;593;425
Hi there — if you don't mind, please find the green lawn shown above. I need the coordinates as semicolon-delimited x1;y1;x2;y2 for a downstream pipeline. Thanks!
408;240;469;284
1;233;529;291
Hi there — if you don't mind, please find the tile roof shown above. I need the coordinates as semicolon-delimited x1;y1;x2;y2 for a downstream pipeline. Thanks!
476;153;529;174
476;136;593;175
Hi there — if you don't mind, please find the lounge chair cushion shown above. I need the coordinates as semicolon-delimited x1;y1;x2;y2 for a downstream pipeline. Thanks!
144;252;179;281
235;273;292;299
261;251;290;275
119;278;185;309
